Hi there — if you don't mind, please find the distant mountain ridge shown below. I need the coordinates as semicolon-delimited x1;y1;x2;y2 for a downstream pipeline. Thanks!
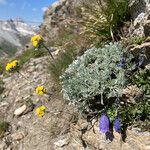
0;19;38;57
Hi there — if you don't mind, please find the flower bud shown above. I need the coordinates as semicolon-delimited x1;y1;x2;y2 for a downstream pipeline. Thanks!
114;116;121;133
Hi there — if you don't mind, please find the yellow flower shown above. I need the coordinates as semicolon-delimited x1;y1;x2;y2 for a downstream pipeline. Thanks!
40;105;46;111
31;35;43;47
35;106;46;118
36;86;46;95
11;60;18;68
32;41;39;47
6;63;11;71
5;60;19;72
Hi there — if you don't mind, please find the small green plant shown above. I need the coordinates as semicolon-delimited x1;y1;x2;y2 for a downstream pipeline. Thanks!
0;120;9;138
60;43;133;113
107;100;149;130
119;69;150;130
132;70;150;98
129;36;145;45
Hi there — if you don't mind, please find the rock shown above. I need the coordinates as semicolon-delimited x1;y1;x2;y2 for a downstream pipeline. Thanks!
23;99;35;114
145;63;150;70
54;135;69;147
0;102;9;107
54;49;60;56
123;85;144;103
0;102;10;117
39;0;78;41
11;133;24;141
145;139;150;150
14;105;27;116
17;121;23;128
51;1;61;11
60;0;67;4
0;141;6;149
133;13;145;27
1;90;10;98
144;20;150;37
130;42;150;65
11;131;27;141
129;0;147;20
15;99;34;116
128;0;150;37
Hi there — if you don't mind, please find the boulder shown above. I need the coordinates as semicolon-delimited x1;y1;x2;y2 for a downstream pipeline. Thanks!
129;0;147;20
130;42;150;65
145;63;150;70
128;0;150;37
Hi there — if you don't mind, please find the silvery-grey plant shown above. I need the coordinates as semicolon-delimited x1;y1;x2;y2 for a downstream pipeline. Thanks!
60;42;133;113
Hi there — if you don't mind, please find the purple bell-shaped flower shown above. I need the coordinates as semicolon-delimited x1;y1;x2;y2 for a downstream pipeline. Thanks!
117;57;126;68
99;113;110;133
114;116;121;133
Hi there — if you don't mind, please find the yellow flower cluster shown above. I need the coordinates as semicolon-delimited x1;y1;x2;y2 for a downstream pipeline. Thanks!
35;105;46;118
31;35;43;47
36;86;46;95
6;60;19;72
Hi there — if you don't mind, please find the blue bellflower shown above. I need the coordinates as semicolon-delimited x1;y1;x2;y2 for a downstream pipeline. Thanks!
99;113;110;133
138;55;145;68
114;116;121;133
117;57;126;68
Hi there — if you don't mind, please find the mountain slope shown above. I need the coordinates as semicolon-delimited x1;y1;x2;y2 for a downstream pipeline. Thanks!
0;19;38;56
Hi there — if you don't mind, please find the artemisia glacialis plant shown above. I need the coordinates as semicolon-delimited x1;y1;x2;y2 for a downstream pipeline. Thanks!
60;42;134;113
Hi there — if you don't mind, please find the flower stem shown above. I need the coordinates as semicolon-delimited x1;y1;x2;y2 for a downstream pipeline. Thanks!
101;92;104;105
42;43;54;60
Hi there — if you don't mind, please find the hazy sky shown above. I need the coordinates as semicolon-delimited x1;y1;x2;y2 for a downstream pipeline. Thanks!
0;0;57;24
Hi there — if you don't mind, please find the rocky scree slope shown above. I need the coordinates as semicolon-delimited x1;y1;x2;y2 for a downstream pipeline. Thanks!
0;55;149;150
0;55;76;149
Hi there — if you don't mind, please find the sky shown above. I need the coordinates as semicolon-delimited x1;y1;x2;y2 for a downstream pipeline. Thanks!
0;0;57;24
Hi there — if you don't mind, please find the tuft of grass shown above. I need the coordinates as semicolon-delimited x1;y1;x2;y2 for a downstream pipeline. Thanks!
0;121;9;138
79;0;129;46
